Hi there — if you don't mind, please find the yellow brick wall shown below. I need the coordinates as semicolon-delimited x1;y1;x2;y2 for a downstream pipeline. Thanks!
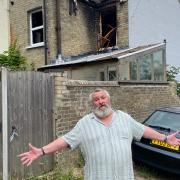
9;1;129;68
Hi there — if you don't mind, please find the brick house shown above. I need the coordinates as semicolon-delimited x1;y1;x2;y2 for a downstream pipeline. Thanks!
0;0;9;53
9;0;128;68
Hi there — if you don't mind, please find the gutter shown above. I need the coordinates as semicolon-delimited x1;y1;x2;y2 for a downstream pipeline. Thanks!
43;0;48;65
55;0;61;57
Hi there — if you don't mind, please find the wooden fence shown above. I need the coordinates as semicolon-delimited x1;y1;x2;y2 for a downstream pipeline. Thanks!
0;79;2;179
1;70;54;179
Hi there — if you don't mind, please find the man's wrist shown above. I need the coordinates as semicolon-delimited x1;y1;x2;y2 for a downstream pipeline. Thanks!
41;147;46;156
163;135;168;142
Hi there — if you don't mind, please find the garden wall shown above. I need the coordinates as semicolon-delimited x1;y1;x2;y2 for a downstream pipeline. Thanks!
53;75;180;168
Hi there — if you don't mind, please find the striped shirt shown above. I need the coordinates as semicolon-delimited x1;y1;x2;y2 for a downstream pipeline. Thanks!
62;110;145;180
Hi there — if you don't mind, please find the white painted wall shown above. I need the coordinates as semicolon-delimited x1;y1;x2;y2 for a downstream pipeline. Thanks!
0;0;9;53
128;0;180;81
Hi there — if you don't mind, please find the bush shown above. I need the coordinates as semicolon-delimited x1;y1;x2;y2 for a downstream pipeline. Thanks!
166;65;180;82
177;83;180;96
0;40;27;71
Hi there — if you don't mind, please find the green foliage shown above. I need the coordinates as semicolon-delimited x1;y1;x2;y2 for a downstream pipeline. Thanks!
76;151;85;168
166;65;180;96
177;83;180;96
166;65;180;82
26;168;83;180
0;40;27;71
135;164;159;179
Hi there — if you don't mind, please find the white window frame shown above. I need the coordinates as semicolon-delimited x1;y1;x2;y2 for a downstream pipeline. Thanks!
29;9;44;47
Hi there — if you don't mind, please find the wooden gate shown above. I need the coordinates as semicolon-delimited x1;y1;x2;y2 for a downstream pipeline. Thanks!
1;69;54;179
0;75;2;179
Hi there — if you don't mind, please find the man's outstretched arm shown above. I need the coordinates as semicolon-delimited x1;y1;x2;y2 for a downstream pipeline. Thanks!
18;137;69;166
143;126;180;146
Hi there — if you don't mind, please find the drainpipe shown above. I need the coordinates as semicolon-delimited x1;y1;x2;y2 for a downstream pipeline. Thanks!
43;0;48;65
55;0;61;59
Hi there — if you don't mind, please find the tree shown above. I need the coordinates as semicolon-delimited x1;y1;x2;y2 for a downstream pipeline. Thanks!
0;40;27;71
166;65;180;81
166;65;180;96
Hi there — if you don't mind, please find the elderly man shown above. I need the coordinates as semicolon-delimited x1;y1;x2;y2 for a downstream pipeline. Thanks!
19;88;180;180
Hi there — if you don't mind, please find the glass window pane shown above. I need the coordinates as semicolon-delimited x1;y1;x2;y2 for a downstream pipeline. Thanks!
139;54;152;80
108;71;116;81
32;11;43;28
153;50;164;81
130;61;137;80
32;29;43;43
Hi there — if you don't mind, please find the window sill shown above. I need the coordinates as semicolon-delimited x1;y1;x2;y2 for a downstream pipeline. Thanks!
26;43;44;49
118;80;168;85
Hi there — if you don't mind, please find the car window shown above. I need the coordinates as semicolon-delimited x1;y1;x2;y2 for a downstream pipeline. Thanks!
144;110;180;131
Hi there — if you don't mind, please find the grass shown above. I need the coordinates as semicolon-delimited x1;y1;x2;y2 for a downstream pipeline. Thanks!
25;168;83;180
134;163;160;179
134;161;180;180
26;163;158;180
26;163;179;180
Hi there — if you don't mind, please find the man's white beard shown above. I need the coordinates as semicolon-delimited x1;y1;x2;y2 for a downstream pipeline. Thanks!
93;104;112;118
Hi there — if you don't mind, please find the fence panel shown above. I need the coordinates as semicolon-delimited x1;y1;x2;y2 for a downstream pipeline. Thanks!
3;71;54;179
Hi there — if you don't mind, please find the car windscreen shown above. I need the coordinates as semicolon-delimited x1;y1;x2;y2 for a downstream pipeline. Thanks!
144;110;180;132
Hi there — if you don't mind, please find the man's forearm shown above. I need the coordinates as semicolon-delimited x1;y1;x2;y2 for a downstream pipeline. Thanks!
143;126;166;141
41;137;69;155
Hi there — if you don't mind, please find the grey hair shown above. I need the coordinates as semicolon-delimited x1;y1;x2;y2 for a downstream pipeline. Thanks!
89;88;110;102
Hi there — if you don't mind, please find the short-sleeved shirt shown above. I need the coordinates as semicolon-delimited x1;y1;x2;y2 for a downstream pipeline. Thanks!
62;110;145;180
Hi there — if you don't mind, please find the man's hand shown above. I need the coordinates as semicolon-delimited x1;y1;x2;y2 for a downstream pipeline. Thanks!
18;143;43;166
144;127;180;146
166;132;180;146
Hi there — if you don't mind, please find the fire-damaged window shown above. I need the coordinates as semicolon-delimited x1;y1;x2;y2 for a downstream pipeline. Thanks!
29;9;44;46
98;6;117;50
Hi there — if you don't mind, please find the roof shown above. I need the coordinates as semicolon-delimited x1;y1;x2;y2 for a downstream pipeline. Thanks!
157;107;180;114
38;42;165;71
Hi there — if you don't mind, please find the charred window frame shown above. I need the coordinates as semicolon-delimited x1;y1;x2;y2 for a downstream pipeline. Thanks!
29;9;44;47
99;6;117;49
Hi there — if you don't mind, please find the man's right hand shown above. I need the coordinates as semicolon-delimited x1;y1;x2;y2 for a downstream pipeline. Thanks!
18;143;43;166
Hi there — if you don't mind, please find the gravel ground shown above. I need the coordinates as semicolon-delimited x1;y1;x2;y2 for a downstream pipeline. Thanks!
134;163;180;180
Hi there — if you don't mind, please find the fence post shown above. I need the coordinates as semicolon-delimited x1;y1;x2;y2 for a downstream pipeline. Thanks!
2;68;8;180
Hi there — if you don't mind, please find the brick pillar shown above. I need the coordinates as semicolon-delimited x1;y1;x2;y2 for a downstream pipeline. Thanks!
53;75;80;169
